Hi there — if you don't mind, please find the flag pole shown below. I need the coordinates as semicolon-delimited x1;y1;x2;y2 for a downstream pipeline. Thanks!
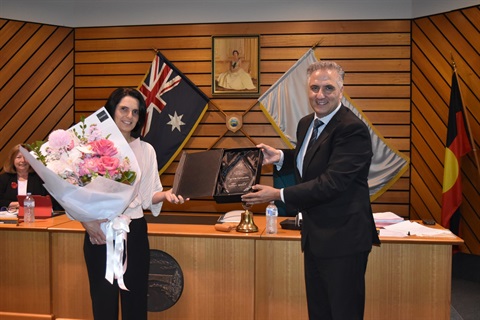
451;54;480;177
311;39;323;50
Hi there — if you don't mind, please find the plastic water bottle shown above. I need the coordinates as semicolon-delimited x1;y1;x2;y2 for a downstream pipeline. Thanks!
266;201;278;234
24;193;35;223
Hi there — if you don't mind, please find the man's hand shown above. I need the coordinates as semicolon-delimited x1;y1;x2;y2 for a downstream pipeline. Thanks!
241;184;281;205
257;143;281;165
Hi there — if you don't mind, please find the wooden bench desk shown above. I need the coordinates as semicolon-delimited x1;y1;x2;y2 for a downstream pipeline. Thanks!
0;214;462;320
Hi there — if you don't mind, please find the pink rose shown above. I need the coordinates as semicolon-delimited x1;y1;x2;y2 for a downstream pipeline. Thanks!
97;156;120;176
80;157;100;176
90;139;118;157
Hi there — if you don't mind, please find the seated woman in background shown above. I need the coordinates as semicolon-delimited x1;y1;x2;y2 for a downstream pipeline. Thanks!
0;144;58;211
217;50;256;90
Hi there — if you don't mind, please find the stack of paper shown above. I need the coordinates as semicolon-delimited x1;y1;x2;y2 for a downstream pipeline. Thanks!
217;210;243;223
382;220;455;237
0;211;18;224
373;212;404;227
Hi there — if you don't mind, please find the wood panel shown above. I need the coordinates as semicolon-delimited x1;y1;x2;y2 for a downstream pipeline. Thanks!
5;9;478;253
365;243;453;320
2;215;460;319
73;20;411;39
51;227;257;319
51;231;92;319
0;19;75;167
49;219;258;320
70;19;411;218
0;230;51;315
147;236;255;320
411;5;480;253
255;239;307;319
255;240;455;320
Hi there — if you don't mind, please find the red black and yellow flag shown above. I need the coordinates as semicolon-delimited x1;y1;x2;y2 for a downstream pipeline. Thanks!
441;72;472;231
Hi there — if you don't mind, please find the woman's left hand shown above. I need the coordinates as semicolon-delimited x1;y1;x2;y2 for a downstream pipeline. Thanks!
82;219;108;245
164;189;188;205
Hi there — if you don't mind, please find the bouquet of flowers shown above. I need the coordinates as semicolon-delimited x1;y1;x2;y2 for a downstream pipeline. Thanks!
29;118;136;187
20;107;140;222
21;107;142;290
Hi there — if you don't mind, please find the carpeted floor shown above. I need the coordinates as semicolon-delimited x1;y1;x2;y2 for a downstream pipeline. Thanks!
451;253;480;320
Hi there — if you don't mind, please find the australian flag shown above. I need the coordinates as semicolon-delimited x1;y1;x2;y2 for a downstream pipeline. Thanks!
139;51;209;173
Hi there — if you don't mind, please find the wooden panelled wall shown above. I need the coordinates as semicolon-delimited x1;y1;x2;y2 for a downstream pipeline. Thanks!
72;20;412;217
411;6;480;254
4;8;480;252
0;19;75;161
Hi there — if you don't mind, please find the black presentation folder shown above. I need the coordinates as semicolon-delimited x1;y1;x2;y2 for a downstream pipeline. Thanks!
280;218;301;230
172;148;263;203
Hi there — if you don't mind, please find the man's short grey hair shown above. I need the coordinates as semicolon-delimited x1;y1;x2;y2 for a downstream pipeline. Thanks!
307;61;345;87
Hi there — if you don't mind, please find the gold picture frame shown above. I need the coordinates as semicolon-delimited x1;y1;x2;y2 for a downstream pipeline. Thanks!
212;35;260;96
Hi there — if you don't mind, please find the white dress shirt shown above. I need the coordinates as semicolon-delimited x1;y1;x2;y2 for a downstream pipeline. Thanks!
276;103;342;202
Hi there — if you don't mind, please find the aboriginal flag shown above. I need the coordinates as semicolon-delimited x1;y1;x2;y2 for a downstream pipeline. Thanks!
441;72;472;231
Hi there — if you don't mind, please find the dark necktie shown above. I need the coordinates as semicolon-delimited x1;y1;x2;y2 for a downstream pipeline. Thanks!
306;119;323;150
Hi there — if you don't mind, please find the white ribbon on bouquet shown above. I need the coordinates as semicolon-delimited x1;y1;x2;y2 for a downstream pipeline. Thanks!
105;215;131;290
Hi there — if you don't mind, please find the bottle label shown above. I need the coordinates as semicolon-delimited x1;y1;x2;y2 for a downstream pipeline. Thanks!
266;207;278;216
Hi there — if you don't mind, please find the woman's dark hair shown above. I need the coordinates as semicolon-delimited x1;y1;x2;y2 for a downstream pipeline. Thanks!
104;88;147;138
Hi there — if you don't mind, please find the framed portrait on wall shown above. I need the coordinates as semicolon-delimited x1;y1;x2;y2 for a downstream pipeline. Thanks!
212;35;260;96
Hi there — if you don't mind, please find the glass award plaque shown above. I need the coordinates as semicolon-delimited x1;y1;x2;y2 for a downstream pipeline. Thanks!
172;148;263;203
222;157;255;194
217;149;259;197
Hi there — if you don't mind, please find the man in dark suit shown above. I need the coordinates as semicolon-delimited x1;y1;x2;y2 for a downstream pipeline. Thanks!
242;61;380;320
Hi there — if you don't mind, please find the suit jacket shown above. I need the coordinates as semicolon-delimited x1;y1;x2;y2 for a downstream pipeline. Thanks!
0;172;50;207
280;105;380;258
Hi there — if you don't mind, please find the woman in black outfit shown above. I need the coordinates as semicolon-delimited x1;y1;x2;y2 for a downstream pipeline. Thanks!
0;144;50;210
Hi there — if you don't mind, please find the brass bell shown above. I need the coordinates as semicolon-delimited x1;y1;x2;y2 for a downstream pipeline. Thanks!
236;202;258;233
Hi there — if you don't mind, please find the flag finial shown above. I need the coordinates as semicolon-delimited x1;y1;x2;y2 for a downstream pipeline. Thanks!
311;39;324;49
450;53;457;72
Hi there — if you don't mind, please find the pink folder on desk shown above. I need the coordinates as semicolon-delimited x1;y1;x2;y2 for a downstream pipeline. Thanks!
17;195;53;219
